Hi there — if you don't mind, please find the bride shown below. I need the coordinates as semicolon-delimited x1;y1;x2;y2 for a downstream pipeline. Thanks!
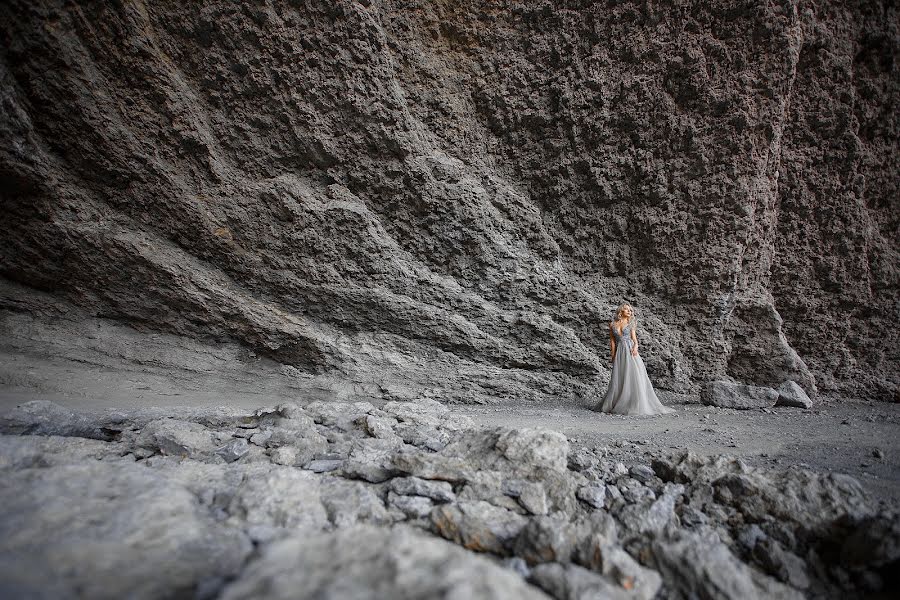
595;303;675;416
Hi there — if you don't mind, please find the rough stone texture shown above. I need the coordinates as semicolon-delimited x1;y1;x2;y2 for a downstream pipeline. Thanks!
777;379;814;408
576;484;607;509
701;380;780;409
651;530;804;600
0;0;896;404
513;513;576;565
390;476;456;503
134;418;221;458
431;500;528;555
0;461;252;600
652;450;873;533
530;562;639;600
220;525;552;600
0;400;896;599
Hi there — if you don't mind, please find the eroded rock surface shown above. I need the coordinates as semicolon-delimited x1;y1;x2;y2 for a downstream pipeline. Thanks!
0;0;896;403
1;399;897;599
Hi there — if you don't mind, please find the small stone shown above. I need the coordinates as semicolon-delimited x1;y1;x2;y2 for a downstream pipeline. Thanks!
604;484;625;512
518;484;549;516
576;485;607;509
216;439;250;463
873;449;884;459
629;464;656;484
390;477;455;503
431;501;528;555
618;478;655;504
504;556;531;579
387;491;433;518
250;429;274;446
304;459;344;473
269;446;298;466
513;514;575;565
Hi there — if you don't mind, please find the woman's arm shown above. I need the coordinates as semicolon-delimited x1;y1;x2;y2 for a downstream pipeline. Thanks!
630;323;639;356
609;323;616;362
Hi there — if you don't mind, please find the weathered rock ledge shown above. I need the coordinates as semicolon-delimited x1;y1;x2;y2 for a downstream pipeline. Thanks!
1;399;896;599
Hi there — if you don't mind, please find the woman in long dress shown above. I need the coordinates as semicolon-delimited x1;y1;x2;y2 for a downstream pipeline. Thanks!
596;303;675;415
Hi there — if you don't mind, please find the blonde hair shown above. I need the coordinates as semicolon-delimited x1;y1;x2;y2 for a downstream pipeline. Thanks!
613;303;637;331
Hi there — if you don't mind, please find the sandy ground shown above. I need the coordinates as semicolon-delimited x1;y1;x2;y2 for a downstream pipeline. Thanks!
2;317;898;508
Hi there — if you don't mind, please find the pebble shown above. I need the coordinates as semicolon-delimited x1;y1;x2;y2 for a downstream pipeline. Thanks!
873;448;885;459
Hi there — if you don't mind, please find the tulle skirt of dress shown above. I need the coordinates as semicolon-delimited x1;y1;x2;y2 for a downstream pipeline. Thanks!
596;339;675;416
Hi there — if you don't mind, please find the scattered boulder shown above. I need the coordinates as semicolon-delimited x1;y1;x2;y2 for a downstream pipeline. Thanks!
513;513;576;564
0;401;106;439
320;478;391;527
393;422;451;451
652;451;873;533
303;401;375;432
134;418;219;458
701;381;779;410
629;464;656;484
390;476;456;503
495;428;570;472
304;458;344;473
617;477;655;504
342;437;404;483
431;501;528;555
617;483;684;534
0;399;892;600
217;438;250;463
776;380;813;409
651;530;804;600
752;538;811;590
503;479;549;515
364;414;401;441
579;542;662;600
220;525;551;600
572;511;619;570
576;484;607;509
387;491;433;518
0;434;124;469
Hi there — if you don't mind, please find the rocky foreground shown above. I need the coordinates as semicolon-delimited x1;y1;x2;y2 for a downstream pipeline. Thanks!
1;399;897;599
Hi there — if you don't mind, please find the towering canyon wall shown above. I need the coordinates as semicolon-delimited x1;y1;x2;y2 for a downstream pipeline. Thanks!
1;0;896;403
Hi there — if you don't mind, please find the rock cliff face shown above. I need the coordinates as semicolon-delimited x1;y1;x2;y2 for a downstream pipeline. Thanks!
1;0;896;402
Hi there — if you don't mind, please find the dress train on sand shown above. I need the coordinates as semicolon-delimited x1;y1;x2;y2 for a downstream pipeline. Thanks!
596;321;674;416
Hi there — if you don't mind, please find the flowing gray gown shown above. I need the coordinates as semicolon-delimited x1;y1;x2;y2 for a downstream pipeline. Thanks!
596;321;674;415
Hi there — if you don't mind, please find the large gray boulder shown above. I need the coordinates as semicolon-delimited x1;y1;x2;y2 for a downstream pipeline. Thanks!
0;434;125;469
0;401;106;439
652;451;873;534
701;381;779;409
0;462;251;600
220;525;552;600
650;530;804;600
776;380;814;409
